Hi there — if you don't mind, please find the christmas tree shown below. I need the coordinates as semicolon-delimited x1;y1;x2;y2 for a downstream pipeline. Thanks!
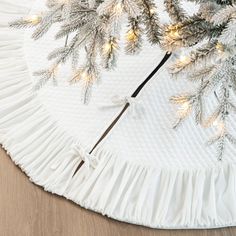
10;0;236;159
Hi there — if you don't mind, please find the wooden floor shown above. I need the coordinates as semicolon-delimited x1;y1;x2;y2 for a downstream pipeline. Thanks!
0;148;235;236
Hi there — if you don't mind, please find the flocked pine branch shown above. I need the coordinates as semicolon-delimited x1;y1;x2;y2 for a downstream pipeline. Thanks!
125;17;143;54
9;15;42;28
165;1;236;159
205;78;235;160
9;0;162;103
170;79;208;128
168;41;218;75
102;36;119;69
139;0;161;44
164;0;186;23
161;15;222;52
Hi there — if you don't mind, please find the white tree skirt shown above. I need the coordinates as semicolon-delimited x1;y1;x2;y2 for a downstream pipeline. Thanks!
1;0;236;229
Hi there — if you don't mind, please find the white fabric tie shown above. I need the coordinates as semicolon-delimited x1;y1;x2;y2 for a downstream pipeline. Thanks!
100;95;144;118
71;145;98;170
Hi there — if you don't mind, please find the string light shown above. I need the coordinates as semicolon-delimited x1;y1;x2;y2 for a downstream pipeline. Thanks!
170;30;179;37
182;101;190;110
71;70;89;82
26;15;41;24
166;24;181;39
179;54;191;64
126;29;138;42
51;64;61;74
81;71;88;80
177;101;191;117
213;120;218;127
113;2;123;15
104;43;112;53
213;119;225;133
216;42;224;53
103;38;117;54
149;8;156;15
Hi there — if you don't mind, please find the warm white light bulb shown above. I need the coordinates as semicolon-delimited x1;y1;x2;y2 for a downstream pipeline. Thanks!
182;102;190;110
27;15;40;24
52;64;61;74
216;42;224;53
81;71;88;79
149;8;155;14
104;43;112;53
114;2;123;14
169;29;179;38
179;55;191;64
213;120;218;127
177;101;191;117
126;30;137;41
212;119;225;133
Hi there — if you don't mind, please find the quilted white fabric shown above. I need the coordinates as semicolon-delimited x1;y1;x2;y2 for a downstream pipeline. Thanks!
1;0;236;229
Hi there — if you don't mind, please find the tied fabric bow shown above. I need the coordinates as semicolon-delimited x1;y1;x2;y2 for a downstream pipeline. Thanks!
71;145;98;170
100;95;144;118
50;145;98;170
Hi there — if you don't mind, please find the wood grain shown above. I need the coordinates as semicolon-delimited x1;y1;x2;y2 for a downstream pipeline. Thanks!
0;147;235;236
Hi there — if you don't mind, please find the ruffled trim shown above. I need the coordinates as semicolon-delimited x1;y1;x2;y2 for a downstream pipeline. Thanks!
65;146;236;229
0;0;81;195
2;0;236;229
